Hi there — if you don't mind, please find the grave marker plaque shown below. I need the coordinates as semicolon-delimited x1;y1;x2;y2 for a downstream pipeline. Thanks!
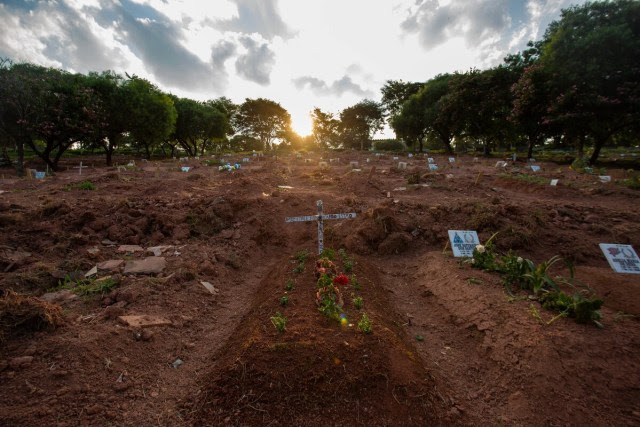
599;244;640;274
448;230;480;257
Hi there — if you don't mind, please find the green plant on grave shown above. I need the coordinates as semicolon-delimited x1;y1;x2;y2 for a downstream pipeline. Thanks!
338;248;354;273
358;313;372;334
320;248;336;261
294;249;310;264
293;263;305;274
316;273;332;289
285;279;295;291
620;170;640;190
53;275;118;296
280;294;289;306
521;255;562;294
317;284;343;321
352;295;364;310
270;312;287;333
350;275;361;290
77;180;96;191
539;290;603;326
499;251;531;290
471;243;497;271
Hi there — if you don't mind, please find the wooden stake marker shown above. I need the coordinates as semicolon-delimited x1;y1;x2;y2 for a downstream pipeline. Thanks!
285;200;356;254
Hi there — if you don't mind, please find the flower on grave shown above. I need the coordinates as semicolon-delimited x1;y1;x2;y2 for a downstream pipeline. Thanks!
517;257;523;264
333;274;349;286
475;244;486;254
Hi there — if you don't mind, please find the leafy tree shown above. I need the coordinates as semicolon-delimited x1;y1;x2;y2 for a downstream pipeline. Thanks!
123;77;176;159
172;97;229;157
0;60;48;176
85;71;129;166
445;67;518;156
538;0;640;164
311;108;340;148
339;100;384;150
235;98;291;151
380;80;424;118
393;74;459;153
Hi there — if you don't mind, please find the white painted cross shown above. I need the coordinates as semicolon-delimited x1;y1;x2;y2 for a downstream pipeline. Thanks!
285;200;356;254
74;161;88;175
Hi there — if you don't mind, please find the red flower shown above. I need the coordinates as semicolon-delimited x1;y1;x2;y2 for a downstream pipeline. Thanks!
333;274;349;286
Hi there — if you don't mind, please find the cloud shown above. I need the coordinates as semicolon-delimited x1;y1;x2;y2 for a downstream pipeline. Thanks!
401;0;583;56
400;0;513;49
292;75;373;97
94;0;225;92
0;1;125;72
234;36;275;85
211;39;237;67
215;0;295;40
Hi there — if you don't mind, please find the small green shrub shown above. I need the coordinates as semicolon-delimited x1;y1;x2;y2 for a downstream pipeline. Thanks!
539;290;603;326
350;275;361;290
270;312;287;333
338;248;354;273
280;294;289;306
53;275;117;296
352;296;364;310
77;180;96;191
294;249;310;264
320;248;336;261
358;313;372;334
285;279;295;291
373;139;406;152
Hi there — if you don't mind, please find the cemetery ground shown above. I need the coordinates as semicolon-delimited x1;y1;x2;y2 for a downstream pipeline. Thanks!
0;152;639;426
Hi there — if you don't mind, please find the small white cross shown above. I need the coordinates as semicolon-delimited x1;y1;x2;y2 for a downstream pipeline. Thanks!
285;200;356;254
73;161;88;175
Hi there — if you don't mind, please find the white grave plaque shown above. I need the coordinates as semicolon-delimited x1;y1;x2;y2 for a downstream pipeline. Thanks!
599;244;640;274
181;166;190;172
429;164;438;171
393;156;399;160
550;179;559;186
599;175;611;183
428;158;435;164
448;230;480;257
408;153;413;158
449;157;455;163
530;165;540;172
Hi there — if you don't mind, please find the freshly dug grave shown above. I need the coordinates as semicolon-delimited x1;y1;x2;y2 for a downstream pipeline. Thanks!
187;252;454;425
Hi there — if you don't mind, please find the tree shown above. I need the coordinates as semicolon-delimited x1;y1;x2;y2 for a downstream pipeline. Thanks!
10;69;104;171
445;67;518;156
123;77;177;159
339;100;384;150
172;97;229;157
538;0;640;164
86;71;129;166
0;60;47;176
235;98;291;151
380;80;424;118
311;108;340;148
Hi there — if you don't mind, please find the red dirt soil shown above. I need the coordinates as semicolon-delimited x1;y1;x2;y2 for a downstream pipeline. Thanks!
0;152;639;426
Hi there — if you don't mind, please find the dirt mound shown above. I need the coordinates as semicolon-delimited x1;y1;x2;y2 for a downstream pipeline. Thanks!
187;252;451;425
0;290;64;342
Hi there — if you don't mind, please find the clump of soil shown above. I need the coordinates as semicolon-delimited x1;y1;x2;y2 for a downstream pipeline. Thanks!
0;290;64;342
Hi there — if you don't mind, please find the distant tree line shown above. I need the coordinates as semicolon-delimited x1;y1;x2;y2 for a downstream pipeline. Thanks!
383;0;640;164
1;0;638;175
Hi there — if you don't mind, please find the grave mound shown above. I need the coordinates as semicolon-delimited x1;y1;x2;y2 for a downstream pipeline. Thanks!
187;252;450;425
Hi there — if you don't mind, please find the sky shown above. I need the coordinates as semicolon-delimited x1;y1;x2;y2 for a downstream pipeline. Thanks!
0;0;586;137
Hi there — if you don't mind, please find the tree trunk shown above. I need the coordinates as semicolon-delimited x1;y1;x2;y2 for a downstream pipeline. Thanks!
589;137;606;165
577;134;585;159
527;134;536;159
144;143;151;160
106;146;113;166
483;140;491;157
16;139;24;177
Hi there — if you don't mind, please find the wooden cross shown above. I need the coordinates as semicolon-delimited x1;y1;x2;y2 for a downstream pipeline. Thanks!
285;200;356;254
73;161;88;175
